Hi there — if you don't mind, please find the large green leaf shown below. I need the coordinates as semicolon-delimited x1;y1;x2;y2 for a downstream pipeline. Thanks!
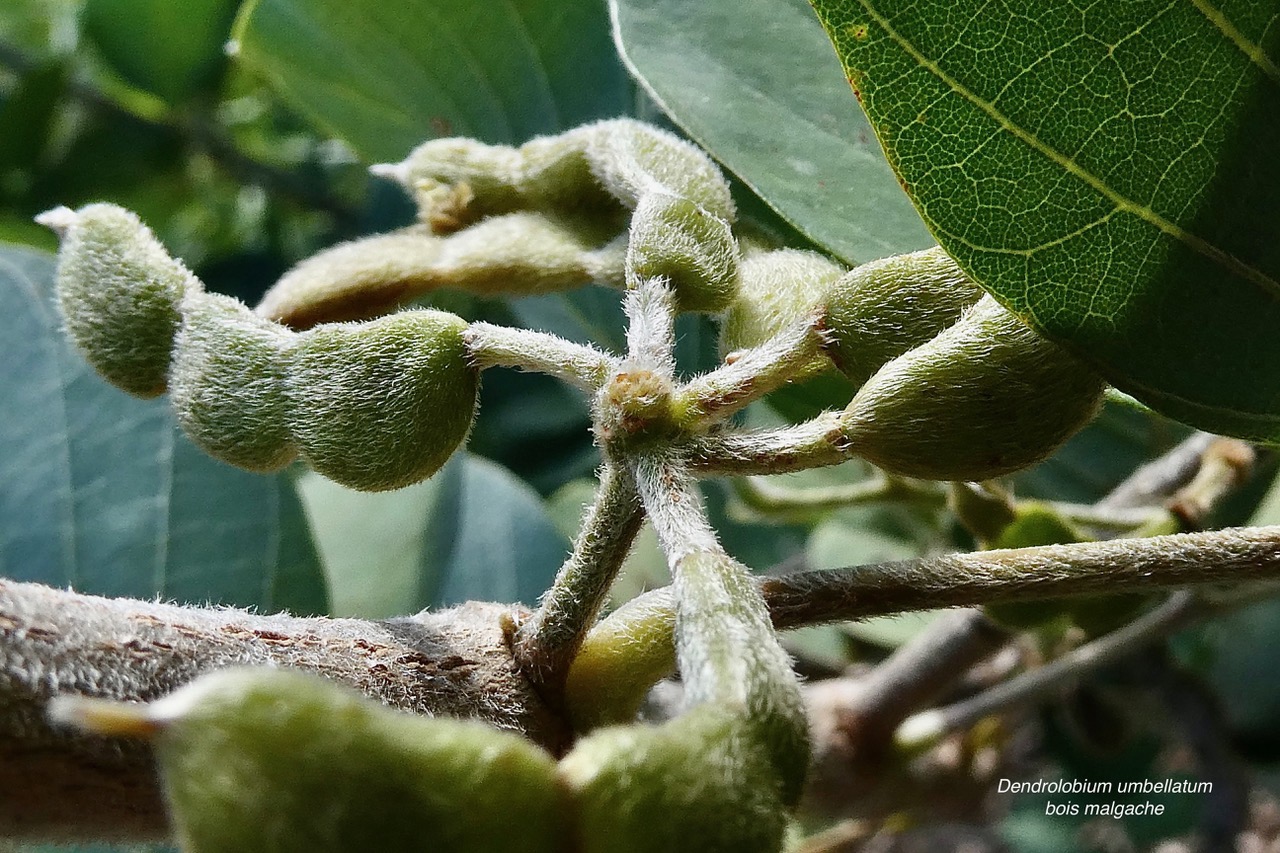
0;245;327;613
230;0;631;161
812;0;1280;441
83;0;238;104
610;0;932;265
299;452;568;617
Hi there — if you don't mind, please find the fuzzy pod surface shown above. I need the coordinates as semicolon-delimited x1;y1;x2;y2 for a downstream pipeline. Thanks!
382;119;735;228
256;213;627;330
823;247;985;387
40;203;198;397
841;295;1106;481
627;193;738;313
58;668;568;853
558;706;788;853
286;310;477;491
169;292;297;473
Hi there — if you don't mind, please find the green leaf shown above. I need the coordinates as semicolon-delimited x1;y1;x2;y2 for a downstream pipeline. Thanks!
812;0;1280;441
0;61;66;180
0;245;327;614
610;0;933;264
299;452;568;616
83;0;238;104
230;0;631;161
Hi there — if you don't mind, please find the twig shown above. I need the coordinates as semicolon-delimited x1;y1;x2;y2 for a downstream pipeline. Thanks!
895;591;1207;749
760;526;1280;627
463;322;618;391
1097;432;1219;511
734;474;946;517
513;463;644;707
838;610;1012;741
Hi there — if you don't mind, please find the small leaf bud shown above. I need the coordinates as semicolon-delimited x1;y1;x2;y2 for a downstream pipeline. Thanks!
823;247;985;387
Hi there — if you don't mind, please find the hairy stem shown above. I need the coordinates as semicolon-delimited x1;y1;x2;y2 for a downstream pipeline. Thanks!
760;525;1280;626
571;525;1280;720
735;473;946;518
623;279;677;376
674;314;825;425
687;413;849;476
463;321;618;390
513;463;644;709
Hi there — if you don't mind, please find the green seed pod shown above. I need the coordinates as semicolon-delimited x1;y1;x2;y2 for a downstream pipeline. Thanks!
559;706;788;853
377;119;734;228
627;192;738;313
169;292;296;472
37;203;199;397
255;213;627;330
286;310;477;491
589;120;734;220
824;247;985;387
50;668;567;853
719;248;846;377
841;296;1105;481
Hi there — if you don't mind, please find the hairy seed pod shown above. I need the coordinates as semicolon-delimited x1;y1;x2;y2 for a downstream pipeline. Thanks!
50;668;567;853
824;247;985;387
627;193;738;313
38;203;199;397
719;249;847;377
559;707;788;853
841;296;1105;480
376;119;734;229
256;213;627;330
169;292;296;472
286;310;477;491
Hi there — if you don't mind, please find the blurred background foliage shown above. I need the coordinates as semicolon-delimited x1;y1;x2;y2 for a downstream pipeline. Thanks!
3;1;1280;851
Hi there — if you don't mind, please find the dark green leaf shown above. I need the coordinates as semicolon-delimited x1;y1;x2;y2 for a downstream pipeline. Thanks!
812;0;1280;441
0;245;327;613
84;0;238;104
230;0;631;160
610;0;933;264
0;62;65;181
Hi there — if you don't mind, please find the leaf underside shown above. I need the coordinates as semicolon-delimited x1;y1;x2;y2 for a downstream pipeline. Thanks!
0;245;328;613
812;0;1280;442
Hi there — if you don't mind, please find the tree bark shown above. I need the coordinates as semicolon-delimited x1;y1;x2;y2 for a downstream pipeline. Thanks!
0;579;567;842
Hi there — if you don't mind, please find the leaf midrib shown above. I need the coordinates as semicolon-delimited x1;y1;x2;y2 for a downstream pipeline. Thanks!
855;0;1280;302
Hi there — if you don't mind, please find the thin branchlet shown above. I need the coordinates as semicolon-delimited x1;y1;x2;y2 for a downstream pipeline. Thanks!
514;463;645;707
676;312;827;426
463;321;618;391
623;278;678;377
895;591;1209;749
